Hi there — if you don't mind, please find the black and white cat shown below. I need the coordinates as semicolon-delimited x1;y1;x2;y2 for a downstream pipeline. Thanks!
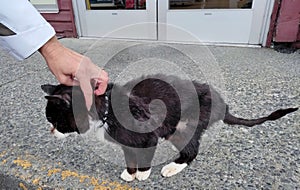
41;75;297;182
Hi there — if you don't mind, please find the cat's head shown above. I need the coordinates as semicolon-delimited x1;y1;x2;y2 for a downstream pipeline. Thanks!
41;84;90;138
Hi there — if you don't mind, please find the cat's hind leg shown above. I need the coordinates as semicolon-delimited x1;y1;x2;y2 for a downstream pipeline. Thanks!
161;162;188;177
161;138;199;177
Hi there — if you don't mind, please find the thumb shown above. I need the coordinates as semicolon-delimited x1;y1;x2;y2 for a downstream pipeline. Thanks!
79;79;94;110
74;56;102;110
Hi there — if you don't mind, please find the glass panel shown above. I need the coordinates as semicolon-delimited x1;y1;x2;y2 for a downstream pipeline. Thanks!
169;0;253;10
87;0;146;10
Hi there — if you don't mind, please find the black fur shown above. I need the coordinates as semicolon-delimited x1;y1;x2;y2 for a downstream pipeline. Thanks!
41;75;298;178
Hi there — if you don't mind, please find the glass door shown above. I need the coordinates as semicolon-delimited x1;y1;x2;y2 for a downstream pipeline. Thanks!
158;0;269;44
75;0;270;44
75;0;157;40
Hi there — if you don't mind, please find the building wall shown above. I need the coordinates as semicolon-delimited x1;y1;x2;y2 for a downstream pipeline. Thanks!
44;0;299;48
267;0;300;48
274;0;300;43
42;0;77;38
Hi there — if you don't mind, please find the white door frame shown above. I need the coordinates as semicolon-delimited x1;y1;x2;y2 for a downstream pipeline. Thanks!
249;0;271;44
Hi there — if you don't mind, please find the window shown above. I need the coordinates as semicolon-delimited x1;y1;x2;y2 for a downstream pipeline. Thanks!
87;0;146;10
169;0;252;10
30;0;59;13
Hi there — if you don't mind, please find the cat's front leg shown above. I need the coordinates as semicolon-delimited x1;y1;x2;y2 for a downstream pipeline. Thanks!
121;167;152;182
121;168;137;182
121;154;154;181
135;140;157;181
136;167;152;181
121;147;137;182
121;144;156;181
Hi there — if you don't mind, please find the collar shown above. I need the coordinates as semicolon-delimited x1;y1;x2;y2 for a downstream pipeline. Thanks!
97;93;109;129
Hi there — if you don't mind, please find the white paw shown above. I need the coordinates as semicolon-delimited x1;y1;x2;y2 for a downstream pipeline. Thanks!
51;128;69;139
120;169;136;182
161;162;188;177
136;168;151;181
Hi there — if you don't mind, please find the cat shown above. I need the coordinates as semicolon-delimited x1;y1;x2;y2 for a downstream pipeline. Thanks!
41;74;297;182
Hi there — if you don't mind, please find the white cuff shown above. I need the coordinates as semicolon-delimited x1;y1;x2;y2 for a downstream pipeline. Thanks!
0;22;55;60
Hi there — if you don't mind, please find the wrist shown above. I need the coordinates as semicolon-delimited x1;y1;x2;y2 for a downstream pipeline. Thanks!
39;36;63;59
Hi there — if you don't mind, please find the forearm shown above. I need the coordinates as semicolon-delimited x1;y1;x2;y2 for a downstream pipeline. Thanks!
0;0;55;60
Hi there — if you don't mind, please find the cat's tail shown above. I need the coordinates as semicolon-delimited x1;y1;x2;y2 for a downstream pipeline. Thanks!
223;106;298;127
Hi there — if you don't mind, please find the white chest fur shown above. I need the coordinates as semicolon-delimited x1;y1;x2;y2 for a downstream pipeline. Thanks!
50;117;109;143
83;116;109;143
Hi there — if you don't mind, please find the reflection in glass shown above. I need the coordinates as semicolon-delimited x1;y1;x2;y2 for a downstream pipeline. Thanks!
87;0;146;10
170;0;252;10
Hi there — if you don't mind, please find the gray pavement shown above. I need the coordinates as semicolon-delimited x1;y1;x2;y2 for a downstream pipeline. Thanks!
0;39;299;189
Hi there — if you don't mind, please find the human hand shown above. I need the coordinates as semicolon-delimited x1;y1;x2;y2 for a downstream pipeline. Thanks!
39;36;108;110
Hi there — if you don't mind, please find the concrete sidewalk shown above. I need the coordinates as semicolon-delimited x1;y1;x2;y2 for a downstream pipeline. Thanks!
0;39;299;189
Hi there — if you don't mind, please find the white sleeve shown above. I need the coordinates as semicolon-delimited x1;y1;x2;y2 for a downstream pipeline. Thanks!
0;0;56;60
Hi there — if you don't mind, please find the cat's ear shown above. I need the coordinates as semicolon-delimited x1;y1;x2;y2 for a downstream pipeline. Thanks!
45;95;71;106
41;84;57;95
